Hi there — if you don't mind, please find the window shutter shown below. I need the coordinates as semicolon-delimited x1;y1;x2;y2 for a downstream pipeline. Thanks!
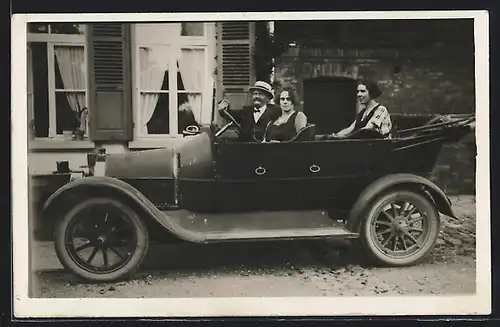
87;23;132;141
216;22;255;110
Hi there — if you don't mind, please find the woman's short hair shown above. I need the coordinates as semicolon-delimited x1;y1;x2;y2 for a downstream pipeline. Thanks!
277;86;299;105
358;79;382;99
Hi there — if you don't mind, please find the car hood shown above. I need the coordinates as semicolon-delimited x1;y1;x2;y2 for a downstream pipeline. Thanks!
105;132;214;179
105;146;177;178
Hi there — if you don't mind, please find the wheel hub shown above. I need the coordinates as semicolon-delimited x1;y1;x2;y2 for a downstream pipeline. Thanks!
96;235;107;245
391;218;409;235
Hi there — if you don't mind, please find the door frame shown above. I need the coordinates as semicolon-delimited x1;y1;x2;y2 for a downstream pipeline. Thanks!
302;76;358;134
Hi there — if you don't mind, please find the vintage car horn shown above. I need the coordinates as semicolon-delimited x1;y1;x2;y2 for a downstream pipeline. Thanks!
183;125;200;136
93;148;107;176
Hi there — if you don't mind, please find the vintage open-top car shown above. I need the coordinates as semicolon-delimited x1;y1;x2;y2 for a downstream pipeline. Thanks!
40;104;476;282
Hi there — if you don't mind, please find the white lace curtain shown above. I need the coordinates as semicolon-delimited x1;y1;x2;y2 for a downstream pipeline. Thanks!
178;48;205;123
138;23;212;134
54;46;87;133
139;46;171;134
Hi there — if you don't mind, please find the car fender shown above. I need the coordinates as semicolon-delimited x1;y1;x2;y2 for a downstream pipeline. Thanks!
345;173;456;232
43;176;205;243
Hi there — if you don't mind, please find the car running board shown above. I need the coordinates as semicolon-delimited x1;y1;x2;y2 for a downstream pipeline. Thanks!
203;227;358;242
162;209;359;242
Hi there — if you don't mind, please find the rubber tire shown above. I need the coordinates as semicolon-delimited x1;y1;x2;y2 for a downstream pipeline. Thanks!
54;197;149;282
358;189;440;267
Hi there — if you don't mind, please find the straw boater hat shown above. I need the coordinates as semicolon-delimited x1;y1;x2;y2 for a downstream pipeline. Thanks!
249;81;274;99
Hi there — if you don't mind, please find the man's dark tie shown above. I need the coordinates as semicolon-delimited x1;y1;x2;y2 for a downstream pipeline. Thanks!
254;108;261;113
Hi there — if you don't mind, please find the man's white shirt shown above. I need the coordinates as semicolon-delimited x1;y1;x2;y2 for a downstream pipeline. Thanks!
253;105;267;123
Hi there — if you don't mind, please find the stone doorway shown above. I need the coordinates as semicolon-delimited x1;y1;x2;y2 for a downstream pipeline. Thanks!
302;76;357;134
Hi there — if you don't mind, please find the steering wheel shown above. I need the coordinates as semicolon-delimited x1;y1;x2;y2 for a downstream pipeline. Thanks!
219;108;244;134
214;100;246;140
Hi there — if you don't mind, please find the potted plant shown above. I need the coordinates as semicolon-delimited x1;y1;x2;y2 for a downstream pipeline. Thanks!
71;107;88;141
73;128;85;140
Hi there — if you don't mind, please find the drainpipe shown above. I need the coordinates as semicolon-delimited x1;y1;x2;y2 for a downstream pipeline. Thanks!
268;21;275;84
267;21;276;104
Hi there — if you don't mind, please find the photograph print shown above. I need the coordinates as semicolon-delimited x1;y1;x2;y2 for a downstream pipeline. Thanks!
11;10;490;318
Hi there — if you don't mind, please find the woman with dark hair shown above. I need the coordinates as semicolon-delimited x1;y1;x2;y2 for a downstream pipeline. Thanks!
330;79;392;139
263;86;307;142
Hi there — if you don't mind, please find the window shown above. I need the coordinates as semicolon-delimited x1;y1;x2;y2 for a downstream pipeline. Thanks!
181;23;205;36
53;45;88;136
27;46;34;129
27;23;89;140
29;23;85;35
133;23;214;138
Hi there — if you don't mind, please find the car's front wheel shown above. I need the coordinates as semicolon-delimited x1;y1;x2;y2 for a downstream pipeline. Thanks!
54;197;149;282
358;189;440;266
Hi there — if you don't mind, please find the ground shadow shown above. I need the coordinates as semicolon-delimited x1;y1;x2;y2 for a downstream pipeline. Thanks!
36;239;369;285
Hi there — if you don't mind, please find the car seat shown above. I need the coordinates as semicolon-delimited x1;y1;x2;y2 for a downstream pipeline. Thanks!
289;124;316;142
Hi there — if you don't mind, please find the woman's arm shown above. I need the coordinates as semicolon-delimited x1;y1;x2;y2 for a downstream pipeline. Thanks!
334;101;362;136
333;120;355;137
295;111;308;132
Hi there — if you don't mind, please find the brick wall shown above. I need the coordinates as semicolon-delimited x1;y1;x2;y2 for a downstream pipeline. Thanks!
274;45;476;194
275;47;475;114
431;132;476;195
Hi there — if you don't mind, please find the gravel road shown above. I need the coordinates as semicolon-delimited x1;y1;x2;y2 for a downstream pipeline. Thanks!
30;196;477;298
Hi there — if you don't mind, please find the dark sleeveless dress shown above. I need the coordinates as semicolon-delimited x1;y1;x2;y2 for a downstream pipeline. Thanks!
264;111;299;142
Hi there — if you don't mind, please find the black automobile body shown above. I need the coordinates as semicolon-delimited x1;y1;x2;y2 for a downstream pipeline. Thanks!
39;105;476;282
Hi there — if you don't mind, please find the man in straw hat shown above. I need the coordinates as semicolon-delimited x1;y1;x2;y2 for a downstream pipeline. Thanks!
217;81;281;142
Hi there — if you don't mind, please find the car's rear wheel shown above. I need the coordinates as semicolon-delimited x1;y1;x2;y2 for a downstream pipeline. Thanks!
54;197;149;282
358;189;440;266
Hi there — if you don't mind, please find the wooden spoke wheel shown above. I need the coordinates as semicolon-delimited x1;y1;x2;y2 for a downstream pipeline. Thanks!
54;197;149;282
359;190;440;266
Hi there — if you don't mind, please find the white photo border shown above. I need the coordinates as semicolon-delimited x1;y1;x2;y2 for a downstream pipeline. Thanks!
12;10;491;317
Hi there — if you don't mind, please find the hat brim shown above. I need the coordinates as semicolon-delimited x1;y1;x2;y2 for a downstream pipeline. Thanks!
249;86;274;98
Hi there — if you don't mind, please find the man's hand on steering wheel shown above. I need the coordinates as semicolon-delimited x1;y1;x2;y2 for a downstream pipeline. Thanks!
217;99;230;112
215;99;246;139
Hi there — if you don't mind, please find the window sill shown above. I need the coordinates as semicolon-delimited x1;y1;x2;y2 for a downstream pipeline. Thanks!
129;137;184;149
29;139;95;151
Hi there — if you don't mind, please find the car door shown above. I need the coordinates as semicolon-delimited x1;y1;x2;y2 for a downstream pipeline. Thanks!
213;140;315;212
306;138;394;201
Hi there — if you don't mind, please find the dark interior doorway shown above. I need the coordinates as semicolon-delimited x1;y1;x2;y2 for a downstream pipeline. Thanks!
302;76;357;134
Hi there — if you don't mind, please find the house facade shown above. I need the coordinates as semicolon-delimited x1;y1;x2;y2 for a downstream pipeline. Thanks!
27;21;255;174
27;19;476;194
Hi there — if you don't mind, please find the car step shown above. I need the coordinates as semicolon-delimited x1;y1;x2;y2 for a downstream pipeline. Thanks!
203;226;359;242
163;209;359;242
